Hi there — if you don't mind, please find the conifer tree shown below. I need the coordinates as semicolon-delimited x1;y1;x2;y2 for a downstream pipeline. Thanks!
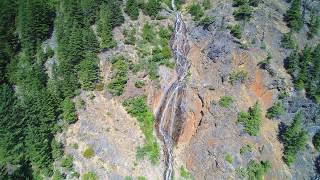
285;0;303;31
308;10;320;38
125;0;140;20
97;3;116;49
77;52;100;90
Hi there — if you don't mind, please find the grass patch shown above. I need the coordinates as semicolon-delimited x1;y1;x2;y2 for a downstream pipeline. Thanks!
180;166;192;179
82;172;97;180
107;56;129;96
229;70;248;85
225;154;233;164
240;144;253;155
238;101;262;136
83;147;95;159
123;96;160;164
219;96;233;107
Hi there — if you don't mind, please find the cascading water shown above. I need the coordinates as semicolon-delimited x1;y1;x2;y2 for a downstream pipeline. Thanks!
156;1;190;179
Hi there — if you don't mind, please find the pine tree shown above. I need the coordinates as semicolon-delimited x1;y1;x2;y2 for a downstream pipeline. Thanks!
77;52;100;90
97;3;116;49
308;10;320;38
144;0;161;18
285;0;303;31
82;26;99;53
125;0;140;20
61;98;78;124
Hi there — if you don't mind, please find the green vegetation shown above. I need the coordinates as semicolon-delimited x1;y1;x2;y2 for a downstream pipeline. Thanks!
123;96;160;164
52;140;64;159
280;32;296;49
97;3;117;49
240;144;253;155
53;171;64;180
180;166;192;179
313;131;320;151
198;16;215;29
143;23;156;43
135;80;145;88
246;160;271;180
137;176;147;180
203;0;212;10
219;96;234;107
233;0;249;7
285;44;320;102
225;154;233;164
229;70;248;85
125;0;140;20
229;24;243;39
233;3;253;21
83;147;95;159
124;27;137;45
77;52;100;90
312;131;320;151
188;3;204;21
281;112;307;165
238;102;262;136
308;10;320;38
144;0;162;18
266;102;285;119
107;56;129;96
61;98;78;124
82;171;97;180
61;155;73;170
285;0;303;31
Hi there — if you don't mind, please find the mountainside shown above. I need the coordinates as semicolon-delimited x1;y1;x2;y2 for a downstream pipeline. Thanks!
1;0;320;180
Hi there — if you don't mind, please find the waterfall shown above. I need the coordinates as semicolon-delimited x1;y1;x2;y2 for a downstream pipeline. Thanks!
156;1;190;179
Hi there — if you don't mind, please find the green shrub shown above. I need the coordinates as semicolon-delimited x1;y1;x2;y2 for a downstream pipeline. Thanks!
53;171;63;180
219;96;233;107
233;4;253;21
266;102;285;119
46;47;54;58
198;16;215;28
308;10;320;38
61;155;73;170
123;96;159;164
82;172;97;180
83;147;95;159
233;0;249;7
188;3;204;21
135;80;145;88
77;52;100;90
180;166;192;179
229;70;248;85
240;144;253;155
281;112;307;165
238;102;262;136
51;140;63;159
285;0;303;31
143;0;161;18
246;160;271;180
142;23;155;43
203;0;211;10
125;0;140;20
107;56;129;96
225;154;233;164
123;27;137;45
137;176;147;180
229;24;243;39
280;32;296;49
313;131;320;151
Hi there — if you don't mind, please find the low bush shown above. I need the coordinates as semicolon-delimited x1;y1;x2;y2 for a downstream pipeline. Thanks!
107;56;129;96
219;96;233;107
135;80;145;88
82;172;97;180
188;3;204;21
61;155;73;170
180;166;192;179
83;147;95;159
313;131;320;151
229;70;248;85
280;32;296;49
240;144;253;155
229;24;243;39
246;160;271;180
225;154;233;164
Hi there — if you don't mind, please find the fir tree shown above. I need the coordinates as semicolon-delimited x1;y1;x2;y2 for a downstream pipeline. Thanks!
285;0;303;31
125;0;140;20
97;3;117;49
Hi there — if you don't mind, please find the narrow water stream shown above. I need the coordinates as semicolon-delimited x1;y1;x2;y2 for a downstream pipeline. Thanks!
156;1;190;179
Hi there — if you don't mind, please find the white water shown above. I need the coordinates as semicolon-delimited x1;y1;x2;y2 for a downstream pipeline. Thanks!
157;0;190;179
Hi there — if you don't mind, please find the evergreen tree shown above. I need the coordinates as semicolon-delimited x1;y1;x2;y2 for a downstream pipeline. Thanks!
82;26;99;53
233;3;253;21
144;0;161;18
280;31;296;49
97;3;117;49
61;98;78;124
281;112;307;165
285;0;303;31
308;10;320;38
125;0;140;20
77;52;100;90
103;0;124;27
